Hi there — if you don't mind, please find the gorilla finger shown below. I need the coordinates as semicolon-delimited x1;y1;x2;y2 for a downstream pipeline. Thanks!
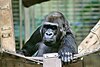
62;52;65;56
67;56;71;62
61;56;64;62
63;56;68;62
65;52;73;62
70;53;73;60
65;52;69;58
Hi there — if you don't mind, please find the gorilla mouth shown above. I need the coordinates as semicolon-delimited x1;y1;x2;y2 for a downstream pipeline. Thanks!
45;39;54;43
44;38;56;44
44;41;55;47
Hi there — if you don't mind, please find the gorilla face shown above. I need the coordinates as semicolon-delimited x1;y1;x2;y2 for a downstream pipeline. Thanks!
40;12;68;47
42;22;60;47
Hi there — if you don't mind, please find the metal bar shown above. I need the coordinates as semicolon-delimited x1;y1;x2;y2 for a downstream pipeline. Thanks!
24;8;30;42
19;0;23;49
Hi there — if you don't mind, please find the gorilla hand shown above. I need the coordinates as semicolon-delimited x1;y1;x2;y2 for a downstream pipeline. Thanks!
58;49;74;63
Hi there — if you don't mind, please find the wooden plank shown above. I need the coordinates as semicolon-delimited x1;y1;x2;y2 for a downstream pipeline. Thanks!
78;20;100;54
0;51;42;67
43;53;62;67
43;58;61;67
72;20;100;60
22;0;49;7
1;51;83;67
3;51;43;64
83;54;100;67
63;60;83;67
0;0;15;52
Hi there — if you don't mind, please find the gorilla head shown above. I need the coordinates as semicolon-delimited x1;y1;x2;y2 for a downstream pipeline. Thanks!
40;11;71;47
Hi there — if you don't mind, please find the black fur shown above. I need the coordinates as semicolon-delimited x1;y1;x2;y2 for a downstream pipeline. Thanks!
18;11;78;62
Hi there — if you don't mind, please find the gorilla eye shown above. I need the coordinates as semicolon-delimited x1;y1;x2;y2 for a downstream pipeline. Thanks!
43;25;57;30
51;26;57;30
43;25;50;29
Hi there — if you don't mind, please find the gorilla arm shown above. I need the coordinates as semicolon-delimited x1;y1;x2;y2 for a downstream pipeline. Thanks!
58;33;78;62
18;26;42;56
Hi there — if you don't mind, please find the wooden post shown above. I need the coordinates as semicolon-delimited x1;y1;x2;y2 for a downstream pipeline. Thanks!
24;8;30;42
0;0;15;52
43;53;62;67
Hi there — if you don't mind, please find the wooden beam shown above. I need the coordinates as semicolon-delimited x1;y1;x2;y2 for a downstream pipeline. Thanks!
22;0;50;7
0;0;15;52
2;51;83;67
43;53;62;67
71;20;100;60
78;20;100;54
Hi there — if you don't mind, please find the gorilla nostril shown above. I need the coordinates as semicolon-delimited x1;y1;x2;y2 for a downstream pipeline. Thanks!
46;33;52;36
49;33;52;36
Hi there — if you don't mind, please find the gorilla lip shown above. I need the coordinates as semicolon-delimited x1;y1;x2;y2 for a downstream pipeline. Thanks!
44;38;54;42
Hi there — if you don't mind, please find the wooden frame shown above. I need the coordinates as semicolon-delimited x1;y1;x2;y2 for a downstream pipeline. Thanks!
0;0;100;67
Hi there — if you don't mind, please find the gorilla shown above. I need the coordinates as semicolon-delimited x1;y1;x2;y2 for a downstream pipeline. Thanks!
18;11;78;62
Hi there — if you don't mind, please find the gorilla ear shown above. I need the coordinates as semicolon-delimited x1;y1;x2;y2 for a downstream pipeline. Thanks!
40;26;43;37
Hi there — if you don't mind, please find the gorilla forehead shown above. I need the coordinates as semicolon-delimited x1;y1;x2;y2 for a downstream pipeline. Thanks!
47;11;64;17
43;22;58;26
45;11;65;21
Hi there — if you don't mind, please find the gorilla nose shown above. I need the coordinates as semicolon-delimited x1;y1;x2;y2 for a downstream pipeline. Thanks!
46;33;52;36
45;29;54;38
